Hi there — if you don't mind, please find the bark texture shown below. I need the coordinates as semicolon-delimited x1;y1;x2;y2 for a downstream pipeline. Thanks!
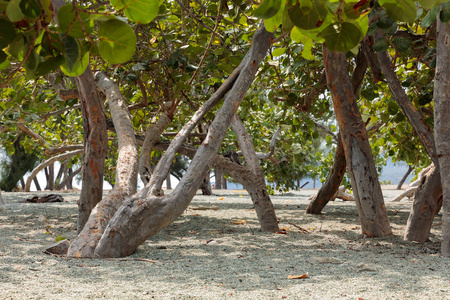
67;72;139;257
404;165;443;242
323;47;391;237
306;134;346;214
433;13;450;256
75;67;108;233
231;115;279;232
92;27;274;258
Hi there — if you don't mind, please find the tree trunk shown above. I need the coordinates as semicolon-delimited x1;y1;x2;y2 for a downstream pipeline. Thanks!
68;71;139;257
25;150;84;192
55;162;67;190
166;173;172;190
0;189;3;205
433;11;450;256
323;47;391;237
199;168;212;195
223;176;227;189
33;177;41;191
87;27;273;258
404;165;443;242
231;114;279;232
75;67;108;233
57;167;81;190
307;133;346;214
215;167;223;189
397;165;413;190
46;163;54;190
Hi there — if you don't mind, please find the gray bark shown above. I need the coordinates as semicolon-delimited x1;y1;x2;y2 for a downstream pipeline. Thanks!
92;26;273;258
433;11;450;256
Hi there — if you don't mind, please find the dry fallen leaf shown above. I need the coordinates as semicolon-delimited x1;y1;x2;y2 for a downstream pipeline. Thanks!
219;197;224;200
279;227;292;231
276;230;288;235
287;273;308;280
231;219;247;225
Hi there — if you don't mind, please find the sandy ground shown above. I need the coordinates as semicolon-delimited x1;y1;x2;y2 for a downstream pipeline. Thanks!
0;188;449;300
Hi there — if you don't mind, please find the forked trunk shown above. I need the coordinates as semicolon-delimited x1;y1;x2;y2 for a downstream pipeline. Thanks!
323;47;391;237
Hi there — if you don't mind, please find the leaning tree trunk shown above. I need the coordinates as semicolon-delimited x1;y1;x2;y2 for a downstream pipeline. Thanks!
231;114;279;232
86;26;273;258
307;48;367;214
75;67;108;233
397;165;413;190
199;168;212;195
323;47;391;237
374;31;442;242
433;12;450;256
404;165;443;242
307;133;346;214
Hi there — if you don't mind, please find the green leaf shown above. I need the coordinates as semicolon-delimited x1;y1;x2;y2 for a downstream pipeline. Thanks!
0;50;6;64
418;0;446;9
421;6;439;28
6;0;25;22
58;5;95;38
98;19;137;64
379;0;416;23
393;37;410;53
254;0;282;19
282;5;294;31
60;51;89;77
319;22;362;52
264;2;284;32
111;0;159;24
61;34;79;72
288;0;328;30
19;0;41;18
373;39;389;52
440;2;450;23
272;47;286;56
0;57;9;70
36;55;65;76
0;18;16;49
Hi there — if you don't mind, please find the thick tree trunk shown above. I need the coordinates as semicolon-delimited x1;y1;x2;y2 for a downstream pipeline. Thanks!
75;67;108;233
231;114;279;232
223;177;228;189
89;27;273;258
68;72;139;257
433;12;450;256
307;134;346;214
404;165;443;242
323;47;391;237
397;165;413;190
166;173;172;190
374;30;444;243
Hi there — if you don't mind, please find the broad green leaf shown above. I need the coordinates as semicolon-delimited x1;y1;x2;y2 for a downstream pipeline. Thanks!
421;6;439;28
25;49;40;70
8;35;25;60
36;55;65;76
61;34;79;72
379;0;416;23
98;19;137;64
111;0;159;24
319;22;361;52
254;0;282;19
301;39;314;59
373;39;389;52
282;4;294;31
60;51;89;77
418;0;446;9
272;47;286;56
58;5;94;38
288;0;328;30
0;50;6;64
441;2;450;22
6;0;25;22
264;2;284;32
19;0;41;18
0;18;16;48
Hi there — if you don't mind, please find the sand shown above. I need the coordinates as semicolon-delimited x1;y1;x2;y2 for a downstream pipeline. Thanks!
0;188;449;299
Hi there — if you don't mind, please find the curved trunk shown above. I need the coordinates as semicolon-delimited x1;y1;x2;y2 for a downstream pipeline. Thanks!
323;47;391;237
92;27;273;258
306;134;346;214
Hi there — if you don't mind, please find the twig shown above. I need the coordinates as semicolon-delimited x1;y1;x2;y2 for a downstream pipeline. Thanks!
283;219;310;233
